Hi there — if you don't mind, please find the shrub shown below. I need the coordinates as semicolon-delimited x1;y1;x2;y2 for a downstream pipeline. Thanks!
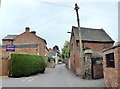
9;53;46;77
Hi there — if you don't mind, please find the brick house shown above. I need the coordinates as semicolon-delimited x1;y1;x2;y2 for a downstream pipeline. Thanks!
2;27;48;59
103;42;120;88
0;45;2;59
69;26;114;79
47;48;59;65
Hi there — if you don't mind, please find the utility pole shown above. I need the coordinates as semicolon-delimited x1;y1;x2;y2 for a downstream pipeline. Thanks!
74;3;84;78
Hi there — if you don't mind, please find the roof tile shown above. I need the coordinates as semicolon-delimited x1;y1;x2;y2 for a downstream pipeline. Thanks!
72;26;114;42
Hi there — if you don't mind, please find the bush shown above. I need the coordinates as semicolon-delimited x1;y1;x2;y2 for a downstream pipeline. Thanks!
9;53;46;77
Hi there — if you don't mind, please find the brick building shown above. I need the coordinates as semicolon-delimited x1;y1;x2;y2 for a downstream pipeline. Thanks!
0;45;2;59
2;27;48;59
103;42;120;88
69;26;114;78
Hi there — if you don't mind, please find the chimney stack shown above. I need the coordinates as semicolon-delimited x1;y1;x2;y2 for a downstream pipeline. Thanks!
25;27;30;32
31;31;36;35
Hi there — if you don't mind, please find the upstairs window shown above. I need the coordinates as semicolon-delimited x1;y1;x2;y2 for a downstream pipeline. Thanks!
76;40;79;47
106;53;115;68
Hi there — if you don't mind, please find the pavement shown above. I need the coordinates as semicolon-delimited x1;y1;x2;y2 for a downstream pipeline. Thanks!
2;64;106;87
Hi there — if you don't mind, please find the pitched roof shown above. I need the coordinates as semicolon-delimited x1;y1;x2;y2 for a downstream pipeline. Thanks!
35;35;47;44
103;42;120;52
47;51;56;57
2;35;18;41
72;26;114;43
2;31;47;44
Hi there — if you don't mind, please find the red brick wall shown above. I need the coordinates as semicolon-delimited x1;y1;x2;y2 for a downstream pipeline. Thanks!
118;47;120;88
70;36;82;75
104;68;118;87
13;32;46;55
74;47;82;75
3;40;13;45
115;47;120;88
70;36;76;72
2;30;47;57
45;48;49;56
2;48;38;59
14;48;37;55
103;46;120;88
70;38;113;76
83;42;113;53
0;48;2;59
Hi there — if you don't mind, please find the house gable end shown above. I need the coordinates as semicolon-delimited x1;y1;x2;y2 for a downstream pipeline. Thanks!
13;31;44;44
12;27;46;45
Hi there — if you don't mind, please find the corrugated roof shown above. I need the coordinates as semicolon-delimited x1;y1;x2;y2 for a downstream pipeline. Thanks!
72;26;114;42
2;35;18;40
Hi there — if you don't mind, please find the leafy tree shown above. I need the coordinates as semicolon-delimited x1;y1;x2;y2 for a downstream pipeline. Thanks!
61;41;70;61
53;45;60;56
53;45;59;52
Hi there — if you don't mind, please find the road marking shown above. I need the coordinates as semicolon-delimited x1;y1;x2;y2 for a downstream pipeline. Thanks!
22;76;39;84
35;76;38;78
28;80;32;82
25;77;32;79
22;77;32;82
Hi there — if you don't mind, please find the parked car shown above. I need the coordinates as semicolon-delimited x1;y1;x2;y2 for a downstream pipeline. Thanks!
58;61;62;64
58;59;63;64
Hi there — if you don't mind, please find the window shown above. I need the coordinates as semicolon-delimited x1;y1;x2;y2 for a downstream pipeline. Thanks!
106;53;115;68
76;40;79;47
74;59;75;63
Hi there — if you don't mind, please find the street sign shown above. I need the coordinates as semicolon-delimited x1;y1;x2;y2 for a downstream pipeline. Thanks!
6;44;15;52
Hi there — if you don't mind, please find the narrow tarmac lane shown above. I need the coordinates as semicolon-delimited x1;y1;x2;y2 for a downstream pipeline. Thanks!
2;64;105;87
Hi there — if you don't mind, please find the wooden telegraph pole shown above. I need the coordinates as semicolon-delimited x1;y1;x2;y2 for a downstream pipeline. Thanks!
74;3;84;78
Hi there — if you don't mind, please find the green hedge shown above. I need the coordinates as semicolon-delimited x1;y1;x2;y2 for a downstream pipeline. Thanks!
9;54;46;77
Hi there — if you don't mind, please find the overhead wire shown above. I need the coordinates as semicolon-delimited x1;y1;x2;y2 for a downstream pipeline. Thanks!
80;8;117;19
44;10;74;24
40;2;73;9
37;10;75;46
40;2;117;19
44;10;74;29
44;10;75;42
36;2;117;31
34;1;117;47
51;10;75;28
36;10;74;31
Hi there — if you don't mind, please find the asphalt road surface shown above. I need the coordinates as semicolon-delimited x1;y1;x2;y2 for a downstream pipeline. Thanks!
2;64;105;87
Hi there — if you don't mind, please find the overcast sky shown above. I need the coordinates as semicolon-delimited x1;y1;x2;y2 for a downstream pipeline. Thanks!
0;0;119;49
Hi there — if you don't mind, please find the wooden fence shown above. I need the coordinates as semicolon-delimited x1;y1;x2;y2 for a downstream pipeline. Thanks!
0;60;9;76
